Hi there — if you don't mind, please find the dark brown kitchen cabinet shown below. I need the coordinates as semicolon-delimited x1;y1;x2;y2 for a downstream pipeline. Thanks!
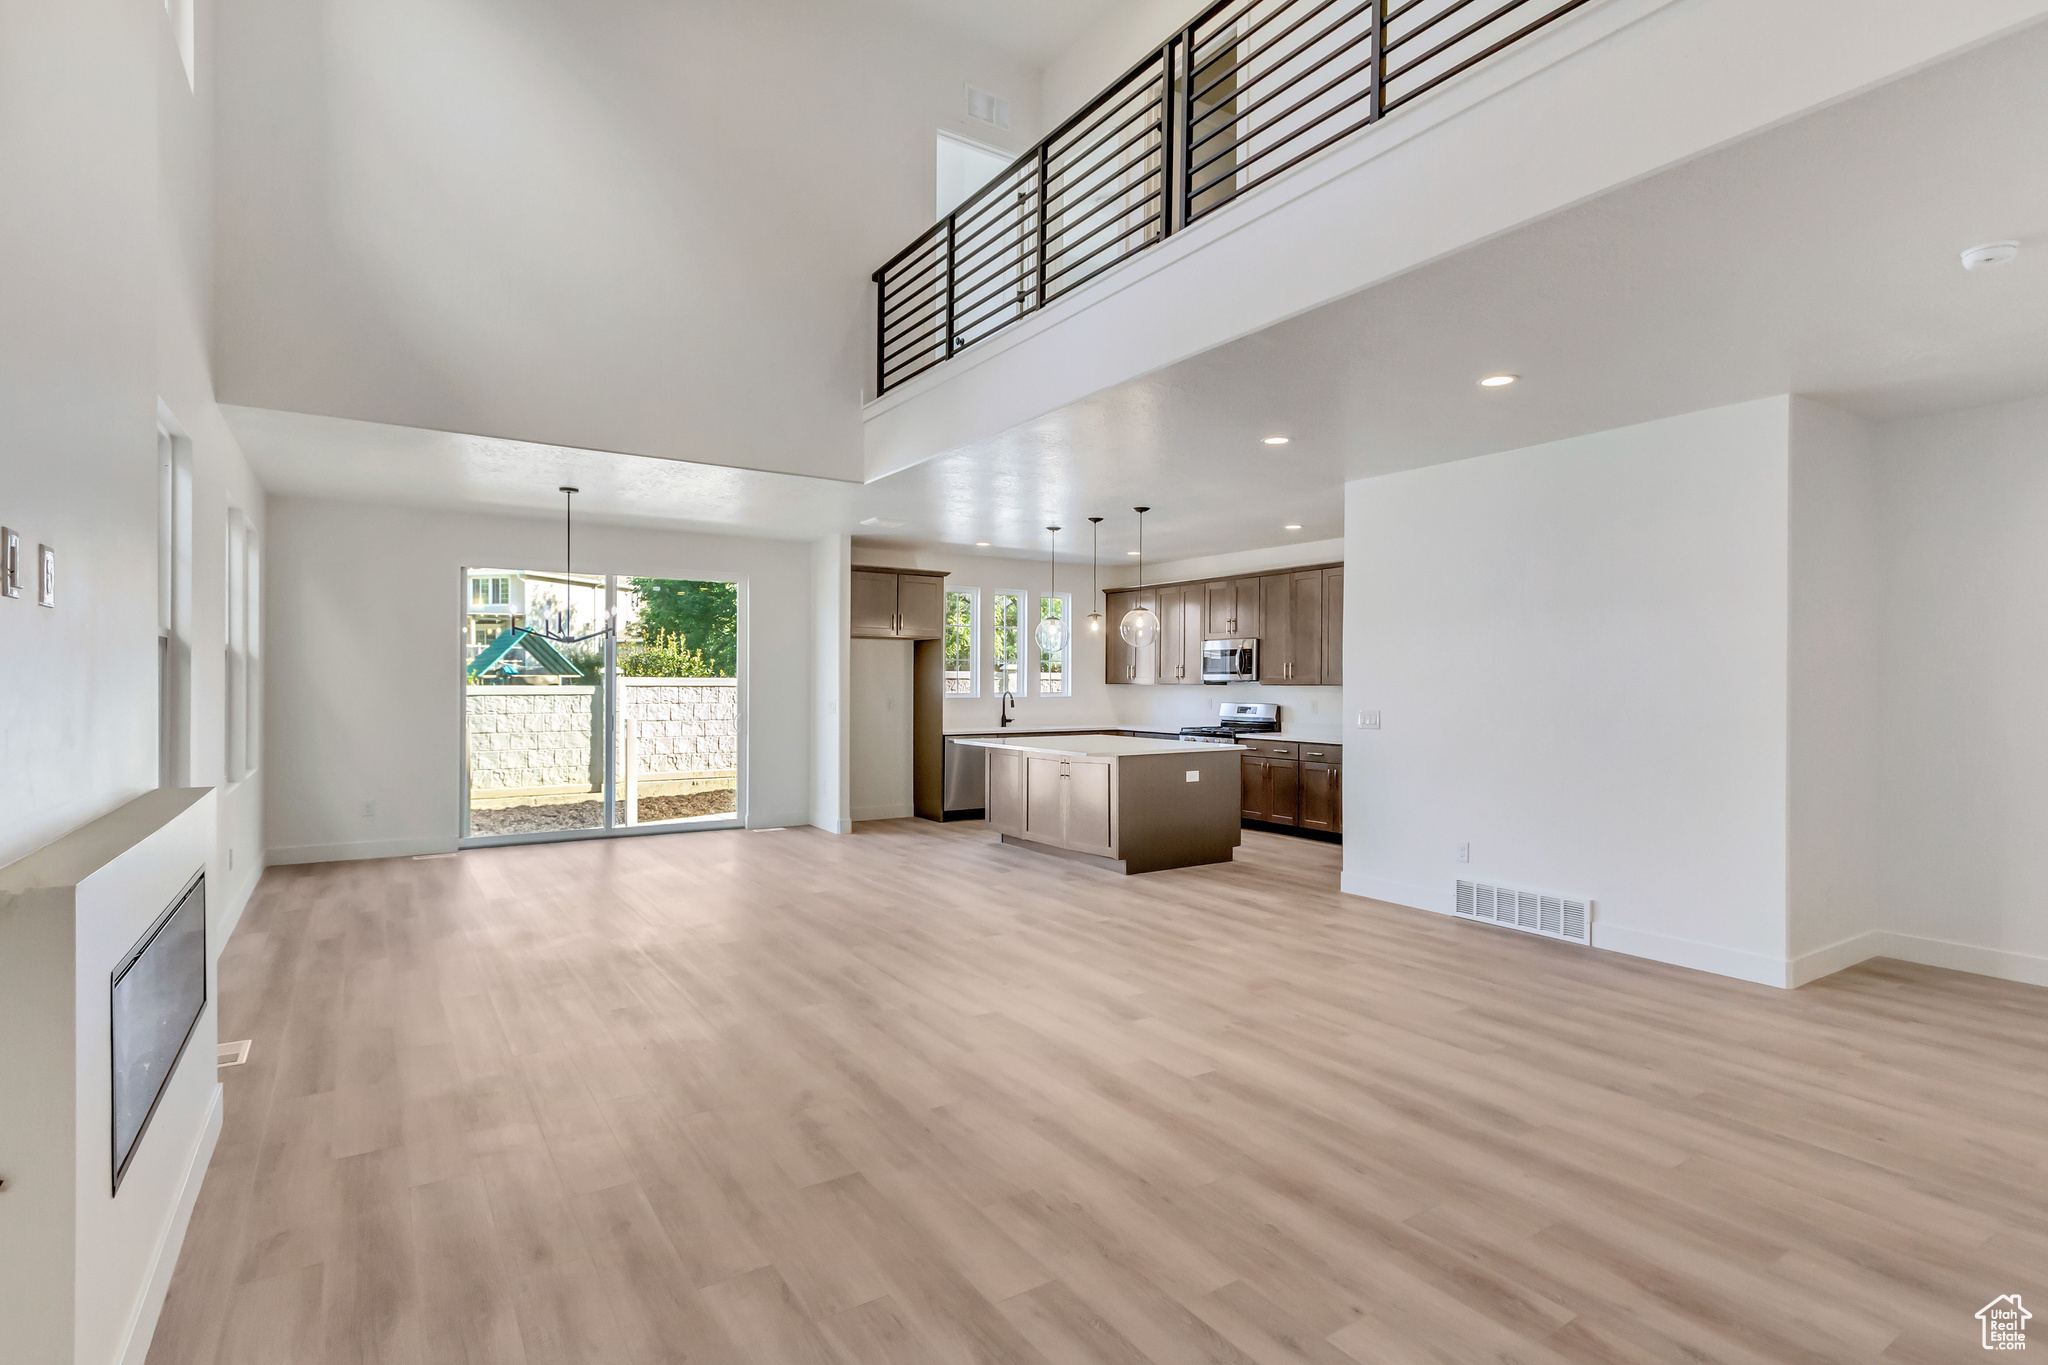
1321;567;1343;687
1106;561;1337;685
851;568;947;639
1103;588;1163;683
1202;577;1262;638
1239;753;1299;825
1155;586;1203;684
1300;761;1341;832
1258;570;1324;683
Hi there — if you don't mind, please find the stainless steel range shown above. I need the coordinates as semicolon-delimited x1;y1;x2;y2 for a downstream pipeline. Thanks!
1178;701;1281;745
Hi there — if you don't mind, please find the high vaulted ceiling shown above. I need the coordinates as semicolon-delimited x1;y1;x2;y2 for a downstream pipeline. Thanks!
870;0;1119;67
235;15;2048;566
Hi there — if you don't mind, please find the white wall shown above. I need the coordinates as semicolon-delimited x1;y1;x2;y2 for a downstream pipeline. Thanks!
0;0;267;920
1874;393;2048;985
264;496;814;861
1786;399;1882;978
1041;0;1190;118
212;0;1045;481
812;534;851;833
1343;399;1797;984
850;639;915;820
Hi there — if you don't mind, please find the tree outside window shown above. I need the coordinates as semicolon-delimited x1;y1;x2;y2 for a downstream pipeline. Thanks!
944;590;978;696
1038;593;1070;696
992;592;1022;694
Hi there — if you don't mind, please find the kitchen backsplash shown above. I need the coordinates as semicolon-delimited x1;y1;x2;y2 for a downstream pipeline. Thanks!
1107;682;1345;740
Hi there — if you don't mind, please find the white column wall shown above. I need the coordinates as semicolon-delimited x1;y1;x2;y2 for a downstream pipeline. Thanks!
1342;399;1796;984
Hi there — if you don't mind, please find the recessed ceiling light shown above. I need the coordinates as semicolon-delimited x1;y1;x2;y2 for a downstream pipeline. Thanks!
975;541;990;547
1263;436;1290;445
1127;550;1141;556
1479;374;1517;387
1284;524;1302;530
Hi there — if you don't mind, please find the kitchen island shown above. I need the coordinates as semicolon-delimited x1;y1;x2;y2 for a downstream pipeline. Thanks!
951;734;1245;874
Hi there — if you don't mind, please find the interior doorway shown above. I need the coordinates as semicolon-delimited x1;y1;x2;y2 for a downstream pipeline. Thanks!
461;569;741;842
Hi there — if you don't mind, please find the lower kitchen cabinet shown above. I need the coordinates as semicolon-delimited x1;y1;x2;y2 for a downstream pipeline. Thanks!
1239;754;1299;826
999;751;1115;856
1300;761;1341;833
1241;742;1341;834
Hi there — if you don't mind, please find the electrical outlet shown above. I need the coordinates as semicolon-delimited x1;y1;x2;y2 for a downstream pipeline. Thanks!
360;800;376;819
1357;711;1381;729
1185;770;1200;782
1456;842;1470;864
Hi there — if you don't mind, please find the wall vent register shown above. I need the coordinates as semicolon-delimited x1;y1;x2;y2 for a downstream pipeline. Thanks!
1453;878;1591;945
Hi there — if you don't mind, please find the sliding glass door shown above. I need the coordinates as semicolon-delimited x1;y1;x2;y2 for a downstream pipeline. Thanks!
461;569;739;842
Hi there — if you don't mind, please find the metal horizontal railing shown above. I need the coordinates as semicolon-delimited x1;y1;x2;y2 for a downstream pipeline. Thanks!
873;0;1591;395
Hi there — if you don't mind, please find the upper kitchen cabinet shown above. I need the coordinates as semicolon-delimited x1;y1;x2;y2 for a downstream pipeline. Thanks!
1202;577;1261;639
1259;569;1325;684
1106;563;1340;685
1321;567;1343;686
851;568;948;639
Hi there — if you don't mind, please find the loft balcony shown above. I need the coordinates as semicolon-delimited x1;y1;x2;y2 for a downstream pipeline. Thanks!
872;0;1592;398
860;0;2048;482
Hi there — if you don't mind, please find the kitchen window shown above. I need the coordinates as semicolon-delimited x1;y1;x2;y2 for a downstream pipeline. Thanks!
944;589;979;697
992;591;1022;695
1037;592;1071;697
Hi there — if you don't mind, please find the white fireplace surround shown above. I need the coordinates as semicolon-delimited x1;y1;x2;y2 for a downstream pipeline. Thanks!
0;788;222;1365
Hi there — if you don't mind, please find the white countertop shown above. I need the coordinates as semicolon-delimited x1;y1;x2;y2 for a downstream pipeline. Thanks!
949;734;1244;758
943;725;1125;737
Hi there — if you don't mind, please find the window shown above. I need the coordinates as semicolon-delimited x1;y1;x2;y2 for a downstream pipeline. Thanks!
224;507;258;781
992;592;1022;695
944;589;979;696
471;575;511;607
1037;592;1071;696
157;421;191;788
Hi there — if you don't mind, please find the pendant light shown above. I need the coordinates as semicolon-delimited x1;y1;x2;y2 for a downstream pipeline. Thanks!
1034;526;1065;653
1085;516;1104;634
1118;506;1160;648
536;485;607;645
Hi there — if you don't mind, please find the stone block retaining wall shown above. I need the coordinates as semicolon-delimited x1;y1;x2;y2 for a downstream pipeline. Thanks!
467;678;737;800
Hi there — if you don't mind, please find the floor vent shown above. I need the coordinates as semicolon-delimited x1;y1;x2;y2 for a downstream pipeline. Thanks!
1453;879;1592;945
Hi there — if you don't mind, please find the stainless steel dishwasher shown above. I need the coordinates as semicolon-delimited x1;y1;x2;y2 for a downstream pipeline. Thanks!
942;738;989;819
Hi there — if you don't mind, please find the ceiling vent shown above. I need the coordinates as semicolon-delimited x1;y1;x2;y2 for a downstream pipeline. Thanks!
1453;878;1591;945
966;85;1010;129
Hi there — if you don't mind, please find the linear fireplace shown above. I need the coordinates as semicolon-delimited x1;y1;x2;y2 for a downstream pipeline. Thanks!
110;870;206;1192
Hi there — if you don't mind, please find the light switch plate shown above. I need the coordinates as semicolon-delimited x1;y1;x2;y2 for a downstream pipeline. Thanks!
0;528;18;598
1357;711;1381;729
36;544;54;607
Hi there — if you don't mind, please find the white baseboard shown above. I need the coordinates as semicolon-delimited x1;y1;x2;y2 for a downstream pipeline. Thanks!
1339;872;1793;986
267;835;454;865
810;819;853;834
1339;871;1451;914
1589;921;1791;987
851;804;914;822
1795;930;2048;990
215;859;264;944
118;1081;222;1365
1787;929;1889;986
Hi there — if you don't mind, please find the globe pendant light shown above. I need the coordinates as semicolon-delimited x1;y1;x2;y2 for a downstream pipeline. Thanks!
1034;525;1065;653
1084;516;1104;634
1119;506;1160;648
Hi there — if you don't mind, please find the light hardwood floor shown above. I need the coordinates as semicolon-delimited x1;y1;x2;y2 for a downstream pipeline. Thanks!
148;820;2047;1364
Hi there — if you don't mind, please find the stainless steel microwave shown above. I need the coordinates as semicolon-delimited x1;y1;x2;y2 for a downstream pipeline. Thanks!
1201;637;1258;684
